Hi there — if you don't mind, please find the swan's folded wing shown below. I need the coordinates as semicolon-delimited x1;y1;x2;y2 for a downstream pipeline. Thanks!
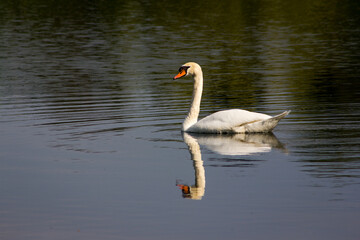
187;109;271;133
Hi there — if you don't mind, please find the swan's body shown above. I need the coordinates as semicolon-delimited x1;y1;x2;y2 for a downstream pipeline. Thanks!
173;62;290;133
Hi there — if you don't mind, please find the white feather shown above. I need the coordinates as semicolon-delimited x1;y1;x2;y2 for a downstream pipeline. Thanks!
187;109;271;133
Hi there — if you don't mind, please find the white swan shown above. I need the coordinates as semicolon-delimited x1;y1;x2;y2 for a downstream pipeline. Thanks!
173;62;290;133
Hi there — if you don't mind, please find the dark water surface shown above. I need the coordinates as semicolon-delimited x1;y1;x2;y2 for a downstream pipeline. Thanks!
1;0;360;239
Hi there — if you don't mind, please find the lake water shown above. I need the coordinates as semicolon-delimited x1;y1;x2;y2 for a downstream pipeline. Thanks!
1;1;360;239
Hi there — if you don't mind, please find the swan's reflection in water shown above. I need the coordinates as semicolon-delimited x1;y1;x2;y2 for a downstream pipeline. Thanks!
177;132;286;200
177;133;206;200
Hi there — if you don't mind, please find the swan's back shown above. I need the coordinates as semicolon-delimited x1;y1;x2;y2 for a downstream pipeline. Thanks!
186;109;272;133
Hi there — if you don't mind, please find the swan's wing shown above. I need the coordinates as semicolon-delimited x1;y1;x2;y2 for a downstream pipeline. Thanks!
187;109;271;133
240;110;290;133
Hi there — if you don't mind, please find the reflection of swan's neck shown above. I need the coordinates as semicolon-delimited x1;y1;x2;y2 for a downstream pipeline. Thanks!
183;72;203;131
182;133;206;200
189;140;205;191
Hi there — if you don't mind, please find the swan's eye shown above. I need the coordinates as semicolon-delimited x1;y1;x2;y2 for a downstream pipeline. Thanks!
179;66;190;73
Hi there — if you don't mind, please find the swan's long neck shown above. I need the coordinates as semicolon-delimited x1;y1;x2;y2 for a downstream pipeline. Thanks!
183;71;203;131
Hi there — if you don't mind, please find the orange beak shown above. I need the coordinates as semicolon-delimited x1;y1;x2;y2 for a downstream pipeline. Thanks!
173;69;187;80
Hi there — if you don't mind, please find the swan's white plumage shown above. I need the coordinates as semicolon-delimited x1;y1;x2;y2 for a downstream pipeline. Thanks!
173;62;290;134
187;109;271;133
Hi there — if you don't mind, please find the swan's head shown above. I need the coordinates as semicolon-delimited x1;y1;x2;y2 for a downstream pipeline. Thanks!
173;62;202;80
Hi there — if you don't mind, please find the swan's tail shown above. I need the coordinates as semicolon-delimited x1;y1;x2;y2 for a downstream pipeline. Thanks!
271;110;291;121
235;110;290;133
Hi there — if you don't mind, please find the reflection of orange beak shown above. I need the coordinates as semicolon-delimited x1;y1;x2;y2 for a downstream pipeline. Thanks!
173;69;187;80
177;184;190;194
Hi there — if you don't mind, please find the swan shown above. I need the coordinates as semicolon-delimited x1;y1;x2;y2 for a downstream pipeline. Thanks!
173;62;290;133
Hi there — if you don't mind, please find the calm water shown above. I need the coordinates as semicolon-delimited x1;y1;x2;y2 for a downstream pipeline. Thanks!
1;0;360;239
